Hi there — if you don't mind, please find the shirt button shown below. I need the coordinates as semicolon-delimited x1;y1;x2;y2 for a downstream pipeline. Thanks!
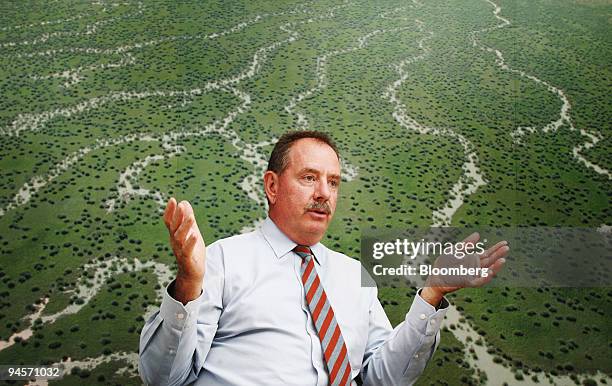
419;313;426;320
169;349;175;354
177;313;185;320
414;353;419;359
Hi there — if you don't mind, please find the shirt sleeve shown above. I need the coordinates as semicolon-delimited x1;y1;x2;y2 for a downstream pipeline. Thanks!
361;288;449;385
138;242;225;386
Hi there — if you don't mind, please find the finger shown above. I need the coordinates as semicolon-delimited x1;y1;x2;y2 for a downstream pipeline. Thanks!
483;257;506;280
163;197;177;228
174;215;194;244
471;257;506;287
181;200;195;220
481;244;510;268
180;201;200;235
482;240;508;257
455;233;480;262
183;233;198;259
171;201;186;233
462;232;480;244
477;240;507;264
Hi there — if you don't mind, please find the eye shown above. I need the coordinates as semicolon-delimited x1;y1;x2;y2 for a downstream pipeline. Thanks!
329;179;339;188
303;175;315;182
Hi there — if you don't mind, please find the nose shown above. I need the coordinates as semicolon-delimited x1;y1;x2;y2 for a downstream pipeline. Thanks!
314;178;331;202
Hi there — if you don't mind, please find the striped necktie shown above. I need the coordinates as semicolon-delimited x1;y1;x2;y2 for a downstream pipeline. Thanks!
293;245;352;386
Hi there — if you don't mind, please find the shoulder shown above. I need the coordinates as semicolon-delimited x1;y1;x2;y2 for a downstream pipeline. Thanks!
202;229;265;279
322;244;362;273
207;228;264;256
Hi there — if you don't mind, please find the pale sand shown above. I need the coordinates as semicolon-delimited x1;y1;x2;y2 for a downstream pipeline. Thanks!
1;2;143;49
444;304;611;385
0;257;173;355
474;0;610;179
383;19;486;227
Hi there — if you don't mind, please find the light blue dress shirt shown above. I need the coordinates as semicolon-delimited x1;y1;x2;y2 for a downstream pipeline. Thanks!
139;217;448;385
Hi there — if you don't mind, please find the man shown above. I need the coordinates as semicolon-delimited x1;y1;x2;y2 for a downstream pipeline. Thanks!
139;130;507;385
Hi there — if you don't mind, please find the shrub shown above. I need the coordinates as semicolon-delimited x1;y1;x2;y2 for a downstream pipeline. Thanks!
48;341;61;349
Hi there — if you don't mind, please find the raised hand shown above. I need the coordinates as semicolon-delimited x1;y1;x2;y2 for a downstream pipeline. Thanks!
421;232;508;307
163;197;206;304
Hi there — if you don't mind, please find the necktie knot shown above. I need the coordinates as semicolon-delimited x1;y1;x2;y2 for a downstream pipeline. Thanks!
293;245;313;260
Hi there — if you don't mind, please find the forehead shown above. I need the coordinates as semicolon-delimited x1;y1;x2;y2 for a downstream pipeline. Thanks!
286;138;340;174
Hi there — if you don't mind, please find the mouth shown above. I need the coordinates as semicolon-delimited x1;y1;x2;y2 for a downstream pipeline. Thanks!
307;209;329;219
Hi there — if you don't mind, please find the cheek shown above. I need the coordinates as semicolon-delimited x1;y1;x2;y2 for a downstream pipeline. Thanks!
330;189;339;204
282;184;311;209
287;184;311;200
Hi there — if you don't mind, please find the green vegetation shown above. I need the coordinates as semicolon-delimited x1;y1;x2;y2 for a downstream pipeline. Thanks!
0;0;609;384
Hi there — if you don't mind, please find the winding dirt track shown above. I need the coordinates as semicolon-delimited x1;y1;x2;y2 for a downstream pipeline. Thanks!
1;1;608;383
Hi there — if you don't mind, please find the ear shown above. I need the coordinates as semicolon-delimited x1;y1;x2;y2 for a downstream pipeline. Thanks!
263;170;279;205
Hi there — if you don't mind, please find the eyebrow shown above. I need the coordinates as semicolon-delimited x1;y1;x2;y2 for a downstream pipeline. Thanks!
299;168;341;181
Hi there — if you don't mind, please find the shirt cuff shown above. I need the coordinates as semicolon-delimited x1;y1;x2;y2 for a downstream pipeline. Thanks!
405;288;449;337
159;279;204;331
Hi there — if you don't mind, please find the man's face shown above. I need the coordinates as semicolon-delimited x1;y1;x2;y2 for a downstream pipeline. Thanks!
267;138;341;246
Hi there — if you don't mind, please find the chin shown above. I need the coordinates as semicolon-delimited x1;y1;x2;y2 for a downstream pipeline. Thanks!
298;212;333;241
303;222;328;242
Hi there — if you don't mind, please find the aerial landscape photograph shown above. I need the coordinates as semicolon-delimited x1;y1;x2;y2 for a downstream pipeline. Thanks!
0;0;610;384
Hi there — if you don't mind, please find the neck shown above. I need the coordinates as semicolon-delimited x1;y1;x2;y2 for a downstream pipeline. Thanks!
268;210;321;246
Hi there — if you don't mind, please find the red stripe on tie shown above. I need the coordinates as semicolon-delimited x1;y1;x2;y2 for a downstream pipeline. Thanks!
294;245;311;255
302;259;314;284
324;325;341;361
306;275;320;303
329;344;347;382
338;361;352;386
318;309;334;340
294;245;351;384
312;290;327;322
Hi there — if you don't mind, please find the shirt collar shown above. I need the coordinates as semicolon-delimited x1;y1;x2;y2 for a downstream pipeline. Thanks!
260;216;326;266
